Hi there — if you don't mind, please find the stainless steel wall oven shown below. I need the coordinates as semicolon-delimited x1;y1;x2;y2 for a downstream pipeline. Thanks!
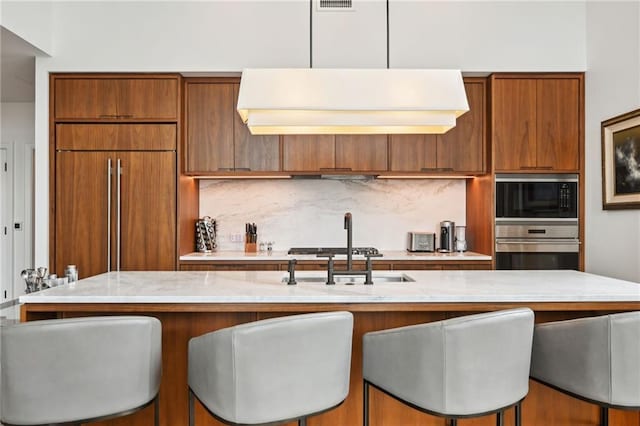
495;175;580;270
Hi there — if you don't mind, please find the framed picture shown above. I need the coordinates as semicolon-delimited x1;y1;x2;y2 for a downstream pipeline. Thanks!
601;108;640;209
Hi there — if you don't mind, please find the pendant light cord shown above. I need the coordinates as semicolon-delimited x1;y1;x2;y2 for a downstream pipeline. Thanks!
310;0;313;68
386;0;390;69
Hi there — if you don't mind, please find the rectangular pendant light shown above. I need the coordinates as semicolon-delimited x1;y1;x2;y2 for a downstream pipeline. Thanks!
237;68;468;135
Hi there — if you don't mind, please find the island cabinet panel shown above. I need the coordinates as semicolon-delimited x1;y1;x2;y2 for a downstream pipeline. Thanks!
54;76;178;120
492;75;582;172
389;79;487;174
55;151;176;277
22;305;640;426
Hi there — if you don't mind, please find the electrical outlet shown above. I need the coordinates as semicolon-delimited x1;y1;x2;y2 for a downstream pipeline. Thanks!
14;222;23;230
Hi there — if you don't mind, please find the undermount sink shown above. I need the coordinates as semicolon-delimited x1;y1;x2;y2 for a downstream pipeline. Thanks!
282;273;415;285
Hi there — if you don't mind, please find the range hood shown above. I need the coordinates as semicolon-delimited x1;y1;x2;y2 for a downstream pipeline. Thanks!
236;68;469;135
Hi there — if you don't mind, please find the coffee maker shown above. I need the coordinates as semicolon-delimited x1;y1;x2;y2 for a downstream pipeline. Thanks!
439;220;455;252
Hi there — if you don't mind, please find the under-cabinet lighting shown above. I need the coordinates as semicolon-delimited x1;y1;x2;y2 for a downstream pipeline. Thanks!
191;175;292;180
377;175;475;179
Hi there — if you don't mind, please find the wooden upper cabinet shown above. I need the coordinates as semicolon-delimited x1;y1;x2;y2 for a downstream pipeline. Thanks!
389;79;487;174
335;135;388;171
536;78;580;171
492;75;582;172
54;76;178;120
282;135;335;171
232;84;280;172
283;134;388;172
389;134;437;171
56;124;176;151
438;80;486;173
185;82;235;173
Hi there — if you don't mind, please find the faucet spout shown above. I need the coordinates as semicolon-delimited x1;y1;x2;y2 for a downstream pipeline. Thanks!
344;212;353;270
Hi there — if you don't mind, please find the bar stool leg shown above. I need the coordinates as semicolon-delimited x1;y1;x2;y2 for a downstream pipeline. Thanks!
600;406;609;426
189;389;195;426
515;402;522;426
449;418;457;426
363;380;370;426
298;417;307;426
496;410;504;426
154;395;160;426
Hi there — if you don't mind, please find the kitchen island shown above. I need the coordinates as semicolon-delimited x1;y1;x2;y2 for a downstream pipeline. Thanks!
20;270;640;426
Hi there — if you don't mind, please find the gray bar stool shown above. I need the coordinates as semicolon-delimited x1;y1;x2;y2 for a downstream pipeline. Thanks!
363;308;534;426
188;311;353;426
530;311;640;426
1;316;162;426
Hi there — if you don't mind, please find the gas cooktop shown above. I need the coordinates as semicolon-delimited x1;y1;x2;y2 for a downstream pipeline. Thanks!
288;247;380;256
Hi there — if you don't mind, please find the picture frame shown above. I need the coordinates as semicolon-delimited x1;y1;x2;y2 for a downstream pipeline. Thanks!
601;108;640;210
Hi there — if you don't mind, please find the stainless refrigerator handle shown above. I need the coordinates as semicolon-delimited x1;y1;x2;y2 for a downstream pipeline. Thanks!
117;158;122;271
107;158;112;273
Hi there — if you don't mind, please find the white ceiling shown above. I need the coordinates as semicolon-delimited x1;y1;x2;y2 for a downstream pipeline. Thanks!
1;27;37;103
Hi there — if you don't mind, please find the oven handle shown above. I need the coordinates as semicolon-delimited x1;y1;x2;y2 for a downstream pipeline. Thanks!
495;239;580;253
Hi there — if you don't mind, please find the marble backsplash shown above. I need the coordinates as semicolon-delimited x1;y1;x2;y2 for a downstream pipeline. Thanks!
199;179;466;251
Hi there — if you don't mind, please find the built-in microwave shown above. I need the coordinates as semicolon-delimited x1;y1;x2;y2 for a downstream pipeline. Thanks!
495;174;578;220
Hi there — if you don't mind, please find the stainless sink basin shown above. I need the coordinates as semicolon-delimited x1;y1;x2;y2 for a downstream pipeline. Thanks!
282;273;415;284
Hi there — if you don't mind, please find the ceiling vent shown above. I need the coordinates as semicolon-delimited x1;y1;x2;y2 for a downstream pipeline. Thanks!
318;0;354;11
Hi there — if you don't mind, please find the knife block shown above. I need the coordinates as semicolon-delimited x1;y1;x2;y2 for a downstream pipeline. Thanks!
244;242;257;253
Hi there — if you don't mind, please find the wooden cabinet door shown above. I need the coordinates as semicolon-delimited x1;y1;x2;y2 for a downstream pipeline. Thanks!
54;79;118;119
536;78;580;171
56;124;176;151
335;135;388;171
389;134;437;171
55;152;112;278
185;82;235;172
117;151;176;271
493;78;537;171
117;78;178;120
282;135;336;171
438;81;486;173
232;84;280;171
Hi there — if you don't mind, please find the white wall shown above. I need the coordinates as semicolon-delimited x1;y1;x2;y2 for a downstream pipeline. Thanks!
32;1;591;269
1;102;35;318
0;0;53;55
585;2;640;283
390;1;586;71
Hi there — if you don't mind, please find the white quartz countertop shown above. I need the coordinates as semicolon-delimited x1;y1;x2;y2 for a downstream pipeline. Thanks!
19;270;640;304
179;250;491;261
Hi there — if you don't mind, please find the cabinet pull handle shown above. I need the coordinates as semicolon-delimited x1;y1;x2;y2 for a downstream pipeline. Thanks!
117;159;122;271
536;166;553;170
99;114;118;119
235;167;251;172
319;167;352;172
118;114;134;119
520;166;553;170
107;159;112;272
519;166;538;170
216;167;234;171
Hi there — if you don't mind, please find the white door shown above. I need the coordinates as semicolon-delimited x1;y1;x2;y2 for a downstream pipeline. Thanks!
0;147;12;302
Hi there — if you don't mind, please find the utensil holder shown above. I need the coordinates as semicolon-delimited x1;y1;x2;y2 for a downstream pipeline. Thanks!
244;242;257;253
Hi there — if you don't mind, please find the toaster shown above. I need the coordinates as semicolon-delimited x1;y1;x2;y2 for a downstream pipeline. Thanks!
407;232;436;252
